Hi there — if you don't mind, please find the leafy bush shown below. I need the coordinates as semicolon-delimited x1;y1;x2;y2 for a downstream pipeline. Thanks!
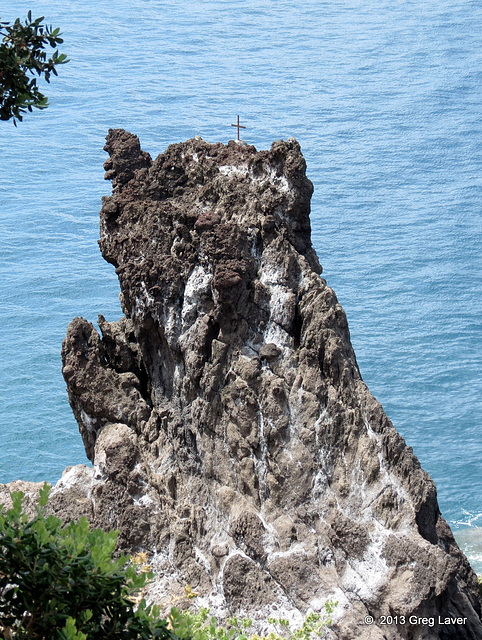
0;484;172;640
0;12;69;124
265;609;337;640
168;602;337;640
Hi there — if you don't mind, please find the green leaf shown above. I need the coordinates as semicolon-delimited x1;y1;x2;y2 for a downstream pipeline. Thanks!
61;617;88;640
0;13;69;124
38;482;51;508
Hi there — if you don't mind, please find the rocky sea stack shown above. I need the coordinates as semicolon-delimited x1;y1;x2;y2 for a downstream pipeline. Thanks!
5;130;482;638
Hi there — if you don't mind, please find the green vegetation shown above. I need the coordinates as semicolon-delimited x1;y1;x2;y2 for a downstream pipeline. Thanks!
168;606;337;640
0;12;69;124
0;485;172;639
0;487;337;639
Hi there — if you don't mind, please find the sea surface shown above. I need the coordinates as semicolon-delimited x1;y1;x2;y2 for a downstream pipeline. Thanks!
0;0;481;568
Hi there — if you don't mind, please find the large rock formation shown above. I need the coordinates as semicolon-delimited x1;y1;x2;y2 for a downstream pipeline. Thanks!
5;130;481;638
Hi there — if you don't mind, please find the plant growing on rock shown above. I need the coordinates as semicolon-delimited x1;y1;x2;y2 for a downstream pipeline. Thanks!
0;485;172;639
168;604;337;640
266;607;337;640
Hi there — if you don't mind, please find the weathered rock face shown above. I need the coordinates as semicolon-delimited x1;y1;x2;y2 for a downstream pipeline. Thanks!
13;130;482;638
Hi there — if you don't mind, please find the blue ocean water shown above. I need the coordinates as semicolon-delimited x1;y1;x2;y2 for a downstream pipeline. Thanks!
0;1;481;563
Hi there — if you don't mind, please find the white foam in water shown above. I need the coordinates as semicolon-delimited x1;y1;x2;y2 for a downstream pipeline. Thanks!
454;527;482;575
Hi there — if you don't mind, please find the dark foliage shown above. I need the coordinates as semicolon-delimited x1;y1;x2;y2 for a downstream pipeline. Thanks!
0;12;69;124
0;486;173;639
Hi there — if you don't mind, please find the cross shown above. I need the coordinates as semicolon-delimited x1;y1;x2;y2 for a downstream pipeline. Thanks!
231;115;246;140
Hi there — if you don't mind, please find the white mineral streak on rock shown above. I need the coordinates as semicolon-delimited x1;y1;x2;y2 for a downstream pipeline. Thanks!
343;525;390;600
80;409;96;433
181;264;213;326
363;415;410;514
164;306;182;348
142;550;185;607
252;166;291;195
133;493;154;507
259;262;292;350
132;280;155;321
194;546;212;574
51;464;94;495
256;411;269;500
218;164;248;177
92;464;104;482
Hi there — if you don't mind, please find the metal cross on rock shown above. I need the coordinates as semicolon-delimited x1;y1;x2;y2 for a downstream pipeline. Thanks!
231;115;246;140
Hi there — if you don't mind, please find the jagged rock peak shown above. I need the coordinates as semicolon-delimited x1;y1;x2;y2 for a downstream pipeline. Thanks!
42;130;482;638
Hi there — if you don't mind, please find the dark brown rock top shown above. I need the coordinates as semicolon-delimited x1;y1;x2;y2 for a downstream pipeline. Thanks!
5;130;482;639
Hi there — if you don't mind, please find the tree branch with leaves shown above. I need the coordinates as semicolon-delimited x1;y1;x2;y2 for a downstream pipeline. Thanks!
0;11;69;124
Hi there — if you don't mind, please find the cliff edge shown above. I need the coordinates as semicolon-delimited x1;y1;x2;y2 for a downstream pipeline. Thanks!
8;130;482;639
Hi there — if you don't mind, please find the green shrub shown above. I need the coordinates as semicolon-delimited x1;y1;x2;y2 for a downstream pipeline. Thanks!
0;484;172;640
265;607;337;640
168;602;337;640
